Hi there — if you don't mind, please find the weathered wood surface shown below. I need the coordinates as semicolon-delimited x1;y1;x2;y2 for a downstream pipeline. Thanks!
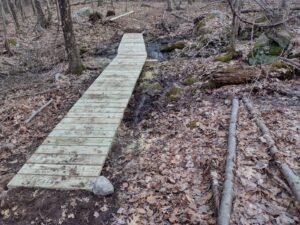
8;33;147;190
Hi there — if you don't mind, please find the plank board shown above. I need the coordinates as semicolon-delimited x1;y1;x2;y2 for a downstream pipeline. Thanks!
36;145;110;155
19;164;102;177
28;154;107;165
8;33;147;190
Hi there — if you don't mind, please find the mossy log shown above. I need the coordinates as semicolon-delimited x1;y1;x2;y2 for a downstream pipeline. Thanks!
210;67;261;87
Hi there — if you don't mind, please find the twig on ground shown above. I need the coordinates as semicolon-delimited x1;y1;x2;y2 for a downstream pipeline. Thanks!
217;97;239;225
243;97;300;203
25;99;53;124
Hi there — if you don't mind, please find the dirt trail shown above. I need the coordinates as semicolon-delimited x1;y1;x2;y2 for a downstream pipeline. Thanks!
1;1;300;225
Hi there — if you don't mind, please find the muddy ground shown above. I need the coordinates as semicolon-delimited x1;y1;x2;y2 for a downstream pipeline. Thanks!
1;1;300;225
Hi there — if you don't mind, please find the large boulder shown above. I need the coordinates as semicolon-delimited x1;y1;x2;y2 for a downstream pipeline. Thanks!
74;7;97;17
248;34;283;65
266;28;293;49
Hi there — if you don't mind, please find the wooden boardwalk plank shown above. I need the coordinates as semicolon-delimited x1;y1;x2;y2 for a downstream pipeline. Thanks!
18;164;102;177
28;154;107;165
8;33;146;190
60;117;121;124
43;137;113;146
69;107;125;113
65;112;123;118
7;174;95;190
48;130;116;138
54;123;119;131
36;145;109;155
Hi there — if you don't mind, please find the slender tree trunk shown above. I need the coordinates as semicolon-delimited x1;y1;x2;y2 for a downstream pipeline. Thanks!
45;0;52;25
166;0;172;11
0;0;12;55
16;0;25;21
34;0;48;29
97;0;102;6
125;0;128;12
8;0;19;31
31;0;36;15
57;0;83;74
229;0;241;52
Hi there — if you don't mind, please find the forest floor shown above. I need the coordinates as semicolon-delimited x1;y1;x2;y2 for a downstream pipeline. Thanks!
1;1;300;225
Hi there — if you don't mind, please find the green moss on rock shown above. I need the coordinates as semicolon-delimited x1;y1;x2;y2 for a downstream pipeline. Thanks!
269;45;283;56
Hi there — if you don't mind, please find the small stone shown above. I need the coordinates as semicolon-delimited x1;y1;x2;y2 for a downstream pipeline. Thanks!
92;176;114;196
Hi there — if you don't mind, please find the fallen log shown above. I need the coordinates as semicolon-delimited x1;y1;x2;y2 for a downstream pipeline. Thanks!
241;7;300;14
243;97;300;203
217;98;239;225
203;63;298;89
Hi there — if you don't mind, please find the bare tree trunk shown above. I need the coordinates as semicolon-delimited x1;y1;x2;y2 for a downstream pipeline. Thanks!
45;0;52;25
166;0;172;11
8;0;20;31
125;0;128;12
0;0;12;55
31;0;36;15
57;0;83;74
15;0;25;21
34;0;48;29
97;0;102;6
188;0;192;5
229;0;242;52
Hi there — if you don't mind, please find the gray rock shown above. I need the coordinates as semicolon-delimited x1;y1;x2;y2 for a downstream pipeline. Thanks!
84;57;111;70
266;28;292;48
74;7;95;17
92;176;114;196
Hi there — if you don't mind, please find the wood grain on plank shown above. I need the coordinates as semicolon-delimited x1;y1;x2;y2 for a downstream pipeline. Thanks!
54;123;119;131
60;117;121;124
43;137;113;146
49;130;116;138
18;164;102;177
36;145;109;155
28;153;107;165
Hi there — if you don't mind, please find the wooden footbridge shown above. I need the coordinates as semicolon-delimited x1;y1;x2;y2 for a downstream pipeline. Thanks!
8;33;147;190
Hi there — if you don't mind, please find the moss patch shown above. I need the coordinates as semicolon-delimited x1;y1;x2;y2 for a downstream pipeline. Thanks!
74;63;85;75
160;41;185;52
183;77;197;86
8;38;17;46
271;60;288;69
214;51;241;62
166;85;182;100
187;120;198;129
80;47;89;55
